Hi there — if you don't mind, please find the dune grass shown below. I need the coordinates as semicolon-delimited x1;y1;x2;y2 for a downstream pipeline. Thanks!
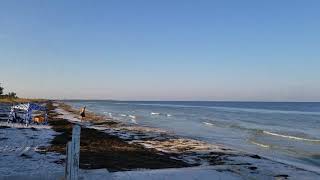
0;97;47;104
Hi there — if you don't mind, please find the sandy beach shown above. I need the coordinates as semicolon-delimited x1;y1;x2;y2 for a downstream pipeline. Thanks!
0;101;320;179
2;1;320;179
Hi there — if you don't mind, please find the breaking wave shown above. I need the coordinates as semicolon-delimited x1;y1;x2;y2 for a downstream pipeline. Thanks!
131;118;137;124
263;131;320;142
151;112;160;115
111;102;320;116
250;141;270;148
203;122;214;126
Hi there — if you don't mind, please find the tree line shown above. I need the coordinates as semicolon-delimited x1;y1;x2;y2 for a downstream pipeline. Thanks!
0;83;17;99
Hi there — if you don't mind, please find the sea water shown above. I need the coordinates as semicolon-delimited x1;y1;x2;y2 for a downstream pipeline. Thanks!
64;101;320;172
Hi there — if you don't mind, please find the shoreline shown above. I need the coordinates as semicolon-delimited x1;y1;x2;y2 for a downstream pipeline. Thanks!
50;101;320;178
69;100;320;174
45;101;193;171
1;101;320;179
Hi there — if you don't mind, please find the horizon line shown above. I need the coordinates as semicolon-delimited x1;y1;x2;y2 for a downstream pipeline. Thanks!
53;99;320;103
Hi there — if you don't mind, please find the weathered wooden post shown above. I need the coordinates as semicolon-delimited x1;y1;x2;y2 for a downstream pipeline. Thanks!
65;125;81;180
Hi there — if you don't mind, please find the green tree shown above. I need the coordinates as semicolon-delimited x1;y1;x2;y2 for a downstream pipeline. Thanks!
0;83;3;95
7;92;17;98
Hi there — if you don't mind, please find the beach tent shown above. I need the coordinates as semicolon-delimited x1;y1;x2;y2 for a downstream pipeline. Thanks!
8;103;47;125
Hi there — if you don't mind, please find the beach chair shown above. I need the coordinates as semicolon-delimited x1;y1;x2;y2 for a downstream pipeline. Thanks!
8;103;47;126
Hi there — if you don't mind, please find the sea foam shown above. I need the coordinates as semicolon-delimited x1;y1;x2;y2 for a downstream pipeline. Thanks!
263;131;320;142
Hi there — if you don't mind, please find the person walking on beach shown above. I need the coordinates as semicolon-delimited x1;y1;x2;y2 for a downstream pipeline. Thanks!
80;106;86;121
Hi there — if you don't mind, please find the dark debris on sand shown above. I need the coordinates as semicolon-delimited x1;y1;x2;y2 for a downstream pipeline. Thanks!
0;126;10;129
44;101;191;172
250;155;262;159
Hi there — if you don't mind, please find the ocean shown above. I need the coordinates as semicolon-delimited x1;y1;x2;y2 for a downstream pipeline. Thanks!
64;100;320;172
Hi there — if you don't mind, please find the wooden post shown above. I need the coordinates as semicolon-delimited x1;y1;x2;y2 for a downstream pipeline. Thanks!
65;125;81;180
65;142;72;178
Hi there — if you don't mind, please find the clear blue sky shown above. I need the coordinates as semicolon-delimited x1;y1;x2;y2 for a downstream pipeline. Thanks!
0;0;320;101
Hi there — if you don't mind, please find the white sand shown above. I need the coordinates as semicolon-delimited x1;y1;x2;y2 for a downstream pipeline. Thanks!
0;123;64;179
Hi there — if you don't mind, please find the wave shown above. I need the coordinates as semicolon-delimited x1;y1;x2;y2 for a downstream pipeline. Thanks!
204;120;320;144
111;102;320;116
131;118;137;124
150;112;172;117
104;112;113;117
263;131;320;142
203;122;214;126
129;115;136;119
250;141;270;148
151;112;160;115
210;107;320;116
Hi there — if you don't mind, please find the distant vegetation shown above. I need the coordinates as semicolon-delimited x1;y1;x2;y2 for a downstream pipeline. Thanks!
0;83;47;103
0;83;17;99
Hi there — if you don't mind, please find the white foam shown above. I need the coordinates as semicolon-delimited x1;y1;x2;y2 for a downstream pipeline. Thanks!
263;131;320;142
103;112;113;117
131;119;138;124
250;141;270;148
203;122;214;126
151;112;160;115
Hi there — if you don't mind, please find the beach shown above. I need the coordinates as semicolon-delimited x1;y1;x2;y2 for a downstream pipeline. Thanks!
1;101;320;179
2;0;320;179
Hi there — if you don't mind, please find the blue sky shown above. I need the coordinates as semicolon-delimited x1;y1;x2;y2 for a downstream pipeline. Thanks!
0;0;320;101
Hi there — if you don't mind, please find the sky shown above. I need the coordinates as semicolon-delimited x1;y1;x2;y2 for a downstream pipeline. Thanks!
0;0;320;101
